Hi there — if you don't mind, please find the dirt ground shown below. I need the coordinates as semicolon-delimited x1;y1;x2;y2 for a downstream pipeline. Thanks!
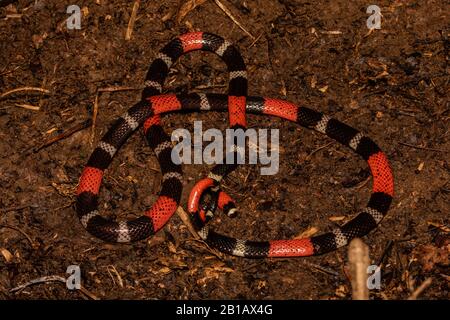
0;0;448;300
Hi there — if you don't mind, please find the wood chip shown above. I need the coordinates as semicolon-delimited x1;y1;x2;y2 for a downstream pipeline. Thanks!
319;85;328;93
1;248;13;262
329;216;346;222
294;227;318;239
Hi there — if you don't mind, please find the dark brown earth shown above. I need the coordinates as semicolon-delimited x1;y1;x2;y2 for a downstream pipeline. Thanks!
0;0;448;300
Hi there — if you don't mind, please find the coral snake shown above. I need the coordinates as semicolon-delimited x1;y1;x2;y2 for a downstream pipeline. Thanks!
76;32;394;258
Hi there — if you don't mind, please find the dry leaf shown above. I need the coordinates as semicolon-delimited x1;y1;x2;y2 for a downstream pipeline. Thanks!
257;280;266;289
197;265;234;285
1;248;13;262
319;85;328;93
158;267;172;275
280;80;287;96
329;216;346;222
51;182;76;197
167;241;177;254
126;175;138;183
335;284;348;297
81;6;89;16
413;244;449;272
416;162;424;172
427;222;450;233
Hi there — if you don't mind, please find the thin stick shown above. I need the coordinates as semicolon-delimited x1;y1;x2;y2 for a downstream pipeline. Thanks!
348;238;370;300
407;278;433;300
376;240;394;267
193;84;227;90
15;103;40;111
125;0;140;40
30;119;92;154
355;176;371;190
176;206;200;239
10;276;66;293
98;86;139;93
399;142;447;153
305;142;333;161
0;224;36;248
91;93;99;146
1;87;50;98
9;275;99;300
304;262;340;277
248;32;263;48
107;265;124;288
213;0;255;40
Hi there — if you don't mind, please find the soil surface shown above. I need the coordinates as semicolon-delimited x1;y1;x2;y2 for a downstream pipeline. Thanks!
0;0;448;300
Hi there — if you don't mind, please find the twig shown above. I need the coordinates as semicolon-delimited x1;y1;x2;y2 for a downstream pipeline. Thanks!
14;103;40;111
376;240;394;267
248;33;263;48
407;278;433;300
0;87;50;99
0;224;36;248
305;142;333;161
106;265;124;288
355;176;371;190
125;0;140;40
176;206;200;239
193;84;227;91
97;86;139;93
91;93;99;146
348;238;370;300
9;275;99;300
5;13;22;19
304;262;340;277
399;142;447;153
320;30;343;35
213;0;255;40
27;119;92;155
10;276;66;293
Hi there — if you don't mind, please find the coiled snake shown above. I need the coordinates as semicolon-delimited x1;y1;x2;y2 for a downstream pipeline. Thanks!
76;32;394;258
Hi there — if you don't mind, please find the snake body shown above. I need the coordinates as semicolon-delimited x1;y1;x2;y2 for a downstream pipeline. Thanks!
76;32;394;258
